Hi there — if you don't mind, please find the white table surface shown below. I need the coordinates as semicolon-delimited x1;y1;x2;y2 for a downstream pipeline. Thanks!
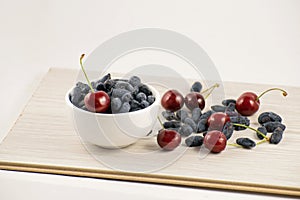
0;0;299;199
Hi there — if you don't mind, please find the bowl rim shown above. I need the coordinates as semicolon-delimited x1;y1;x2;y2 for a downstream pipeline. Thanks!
65;83;160;117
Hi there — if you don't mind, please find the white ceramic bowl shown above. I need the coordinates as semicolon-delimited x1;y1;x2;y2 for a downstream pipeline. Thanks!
65;84;160;149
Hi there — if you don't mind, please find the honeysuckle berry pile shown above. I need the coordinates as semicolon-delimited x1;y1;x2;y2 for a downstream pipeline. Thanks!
69;54;155;114
158;81;287;153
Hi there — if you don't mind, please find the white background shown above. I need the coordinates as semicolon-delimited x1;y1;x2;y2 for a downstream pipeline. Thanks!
0;0;299;199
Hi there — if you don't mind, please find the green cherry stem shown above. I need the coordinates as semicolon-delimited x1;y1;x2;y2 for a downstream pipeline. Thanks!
201;83;220;99
157;116;164;129
256;88;288;101
80;54;95;93
201;83;219;94
232;123;269;140
256;138;268;145
227;143;242;148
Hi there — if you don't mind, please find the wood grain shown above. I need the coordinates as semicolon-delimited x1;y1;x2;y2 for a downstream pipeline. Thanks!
0;68;299;197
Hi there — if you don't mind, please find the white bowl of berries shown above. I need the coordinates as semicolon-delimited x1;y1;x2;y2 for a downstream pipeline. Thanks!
65;55;160;149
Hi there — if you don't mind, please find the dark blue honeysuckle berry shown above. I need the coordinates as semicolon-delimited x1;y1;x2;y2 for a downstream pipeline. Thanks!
257;126;267;140
199;110;214;122
178;124;193;137
185;135;204;147
147;95;155;104
222;122;234;140
190;81;202;92
222;99;236;106
197;119;207;133
70;86;83;106
97;73;111;84
112;88;130;98
192;108;202;122
140;100;149;108
176;110;189;122
129;76;141;87
138;84;152;96
258;112;282;125
121;93;133;102
236;138;256;149
269;127;284;144
136;92;147;102
162;110;176;121
104;79;116;91
263;122;286;133
118;102;131;113
211;105;226;112
111;98;122;112
163;121;181;129
226;102;236;112
184;117;197;132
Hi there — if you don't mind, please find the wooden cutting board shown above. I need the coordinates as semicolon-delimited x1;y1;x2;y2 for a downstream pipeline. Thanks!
0;68;299;197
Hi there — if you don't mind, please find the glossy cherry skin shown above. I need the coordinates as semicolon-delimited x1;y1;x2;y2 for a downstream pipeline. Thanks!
207;112;231;131
203;130;227;153
184;92;205;111
161;90;184;112
235;92;260;116
84;91;110;113
157;129;181;151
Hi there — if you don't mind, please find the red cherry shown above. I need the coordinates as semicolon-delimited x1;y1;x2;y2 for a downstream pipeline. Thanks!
235;88;287;116
184;92;205;110
161;90;184;112
203;130;227;153
207;112;231;131
157;129;181;151
84;91;110;113
235;92;260;116
79;54;110;113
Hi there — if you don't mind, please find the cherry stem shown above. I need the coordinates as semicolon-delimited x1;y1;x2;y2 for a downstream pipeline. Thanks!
256;88;287;101
201;83;220;99
157;116;164;129
201;83;219;94
80;54;95;93
228;143;242;148
232;123;269;140
256;138;268;145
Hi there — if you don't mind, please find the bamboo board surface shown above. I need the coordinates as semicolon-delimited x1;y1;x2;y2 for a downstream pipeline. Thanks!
0;68;300;197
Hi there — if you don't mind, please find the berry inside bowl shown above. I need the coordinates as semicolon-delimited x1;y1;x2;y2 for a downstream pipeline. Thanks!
65;80;160;149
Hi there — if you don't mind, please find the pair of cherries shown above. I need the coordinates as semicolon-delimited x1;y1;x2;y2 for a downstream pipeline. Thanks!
161;83;219;112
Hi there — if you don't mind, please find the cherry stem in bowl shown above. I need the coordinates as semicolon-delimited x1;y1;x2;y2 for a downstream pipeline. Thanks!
256;88;287;101
201;83;220;99
80;54;95;93
231;123;269;140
